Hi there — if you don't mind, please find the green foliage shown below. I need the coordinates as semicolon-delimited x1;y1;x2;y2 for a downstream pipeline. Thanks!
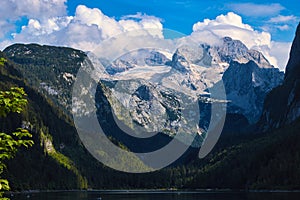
0;88;28;117
0;80;33;199
0;58;6;67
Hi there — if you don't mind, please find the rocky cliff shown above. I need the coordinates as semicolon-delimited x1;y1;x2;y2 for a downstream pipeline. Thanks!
259;23;300;130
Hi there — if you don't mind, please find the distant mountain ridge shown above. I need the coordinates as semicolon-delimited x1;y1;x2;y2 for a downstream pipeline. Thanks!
3;38;284;138
93;37;283;125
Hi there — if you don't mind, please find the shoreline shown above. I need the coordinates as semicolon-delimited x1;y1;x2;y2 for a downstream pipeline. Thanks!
8;189;300;194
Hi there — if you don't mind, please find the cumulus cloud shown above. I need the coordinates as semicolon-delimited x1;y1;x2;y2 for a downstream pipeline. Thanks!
73;5;123;39
0;0;67;39
191;12;290;70
192;12;271;48
2;5;164;51
0;0;67;19
229;3;284;17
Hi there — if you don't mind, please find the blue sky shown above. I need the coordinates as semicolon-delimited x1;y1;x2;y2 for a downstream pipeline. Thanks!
65;0;299;42
0;0;299;70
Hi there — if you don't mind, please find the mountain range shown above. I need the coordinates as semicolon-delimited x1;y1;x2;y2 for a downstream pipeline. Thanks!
0;22;299;190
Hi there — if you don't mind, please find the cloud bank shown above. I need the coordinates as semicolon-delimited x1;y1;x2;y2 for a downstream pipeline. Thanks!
0;0;67;38
0;2;292;70
1;5;163;51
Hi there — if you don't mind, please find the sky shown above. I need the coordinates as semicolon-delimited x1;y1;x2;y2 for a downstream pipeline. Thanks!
0;0;299;70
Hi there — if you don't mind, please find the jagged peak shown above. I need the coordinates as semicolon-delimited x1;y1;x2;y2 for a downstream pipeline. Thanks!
222;37;248;50
205;37;273;68
248;49;272;68
170;45;204;72
223;36;233;42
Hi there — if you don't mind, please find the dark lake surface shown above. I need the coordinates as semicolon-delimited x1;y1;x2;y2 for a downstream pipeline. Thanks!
9;191;300;200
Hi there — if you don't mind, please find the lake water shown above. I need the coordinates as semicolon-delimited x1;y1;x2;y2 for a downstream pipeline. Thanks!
9;191;300;200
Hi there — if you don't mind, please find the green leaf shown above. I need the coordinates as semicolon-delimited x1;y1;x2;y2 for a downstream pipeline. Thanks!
0;179;9;191
0;87;33;197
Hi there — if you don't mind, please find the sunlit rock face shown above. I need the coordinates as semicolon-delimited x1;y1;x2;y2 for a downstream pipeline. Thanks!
83;36;283;146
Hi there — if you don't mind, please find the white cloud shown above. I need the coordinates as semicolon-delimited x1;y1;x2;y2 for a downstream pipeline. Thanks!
121;12;163;22
0;40;13;50
74;5;123;39
191;12;289;69
269;42;292;71
0;20;15;38
0;0;67;39
192;12;271;48
229;3;284;17
193;12;253;31
2;5;164;51
265;15;299;32
276;25;290;31
119;13;163;36
0;3;291;71
189;30;222;46
0;0;67;19
268;15;298;23
72;5;163;40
